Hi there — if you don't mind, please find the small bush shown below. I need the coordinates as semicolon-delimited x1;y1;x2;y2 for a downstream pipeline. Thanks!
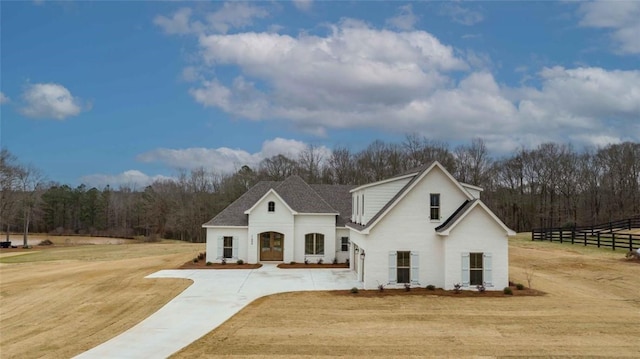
453;283;462;294
304;258;309;265
404;283;411;292
193;258;199;263
317;258;323;264
332;257;338;264
197;252;206;260
516;283;525;290
221;258;226;265
426;284;436;291
350;287;359;294
205;261;212;266
503;287;513;295
476;283;486;293
236;259;244;265
508;280;515;287
290;261;297;265
345;258;350;266
377;284;384;292
39;239;54;246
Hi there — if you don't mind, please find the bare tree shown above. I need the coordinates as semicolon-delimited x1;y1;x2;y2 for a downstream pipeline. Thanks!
16;164;46;247
0;149;21;241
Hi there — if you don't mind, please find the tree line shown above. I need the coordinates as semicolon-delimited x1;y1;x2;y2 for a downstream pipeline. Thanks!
1;137;638;243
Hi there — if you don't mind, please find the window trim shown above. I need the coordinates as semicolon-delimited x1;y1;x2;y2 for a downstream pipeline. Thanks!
340;237;349;252
223;236;233;259
396;251;411;284
469;252;483;286
305;233;325;255
430;193;440;220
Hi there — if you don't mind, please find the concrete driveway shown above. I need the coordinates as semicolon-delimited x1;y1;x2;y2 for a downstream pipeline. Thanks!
74;264;361;359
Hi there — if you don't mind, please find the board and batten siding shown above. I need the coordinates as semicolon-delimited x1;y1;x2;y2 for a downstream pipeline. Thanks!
351;177;412;225
442;206;509;290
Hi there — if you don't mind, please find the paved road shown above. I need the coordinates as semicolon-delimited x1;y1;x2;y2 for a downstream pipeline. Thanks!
74;265;361;359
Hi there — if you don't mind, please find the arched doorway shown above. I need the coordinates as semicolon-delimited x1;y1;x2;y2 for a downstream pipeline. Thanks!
259;231;284;261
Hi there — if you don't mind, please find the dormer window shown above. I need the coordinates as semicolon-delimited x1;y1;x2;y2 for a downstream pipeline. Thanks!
268;201;275;212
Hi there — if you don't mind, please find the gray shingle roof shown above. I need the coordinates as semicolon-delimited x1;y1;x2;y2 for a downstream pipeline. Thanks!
203;181;278;226
203;176;355;227
435;199;478;233
310;184;356;226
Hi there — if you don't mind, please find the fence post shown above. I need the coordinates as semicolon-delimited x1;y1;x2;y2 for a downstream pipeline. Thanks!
560;230;563;244
597;232;600;248
612;233;616;250
571;227;575;244
584;232;587;246
630;235;633;251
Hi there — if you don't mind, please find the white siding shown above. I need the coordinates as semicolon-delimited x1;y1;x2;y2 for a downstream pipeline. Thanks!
335;228;351;264
354;166;472;289
443;206;509;291
293;214;336;263
205;228;249;263
248;192;295;263
352;177;411;226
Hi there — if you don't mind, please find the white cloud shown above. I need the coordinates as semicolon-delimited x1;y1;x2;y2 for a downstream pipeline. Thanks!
80;170;172;189
292;0;312;12
19;83;86;120
386;4;418;31
440;4;484;26
136;138;331;173
167;18;638;152
154;7;204;35
155;3;268;35
0;92;9;105
206;2;268;34
578;1;640;54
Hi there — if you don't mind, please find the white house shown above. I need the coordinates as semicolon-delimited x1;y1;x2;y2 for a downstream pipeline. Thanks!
203;161;515;290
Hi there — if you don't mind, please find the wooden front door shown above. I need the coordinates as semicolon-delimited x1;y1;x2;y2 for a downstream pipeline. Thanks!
260;232;284;261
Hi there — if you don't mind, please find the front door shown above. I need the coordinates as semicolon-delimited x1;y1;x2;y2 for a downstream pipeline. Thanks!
260;232;284;261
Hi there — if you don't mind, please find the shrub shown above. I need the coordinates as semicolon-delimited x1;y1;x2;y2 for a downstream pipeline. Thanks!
193;258;199;263
476;283;486;293
404;283;411;292
453;283;462;294
332;257;338;264
197;252;206;260
317;258;323;264
377;284;385;292
516;283;525;290
304;258;309;265
290;261;297;265
426;284;436;291
221;258;226;265
508;280;515;287
345;258;350;266
503;287;513;295
350;287;359;294
206;261;212;266
237;259;244;265
39;239;54;246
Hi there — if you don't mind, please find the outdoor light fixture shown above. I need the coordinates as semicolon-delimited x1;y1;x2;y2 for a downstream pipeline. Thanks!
360;250;365;258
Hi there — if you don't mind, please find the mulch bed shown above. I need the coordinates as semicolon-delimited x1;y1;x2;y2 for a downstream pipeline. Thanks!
178;261;262;269
331;287;545;298
277;263;349;269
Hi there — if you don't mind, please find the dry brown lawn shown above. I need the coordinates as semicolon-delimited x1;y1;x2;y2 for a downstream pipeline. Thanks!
174;235;640;358
0;238;204;359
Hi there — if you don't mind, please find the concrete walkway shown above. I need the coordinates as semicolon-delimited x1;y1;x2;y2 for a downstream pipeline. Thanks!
74;265;361;359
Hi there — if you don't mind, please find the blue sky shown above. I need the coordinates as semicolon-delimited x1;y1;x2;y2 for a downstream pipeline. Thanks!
1;1;639;188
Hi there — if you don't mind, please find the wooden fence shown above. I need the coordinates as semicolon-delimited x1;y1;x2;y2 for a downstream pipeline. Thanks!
532;216;640;251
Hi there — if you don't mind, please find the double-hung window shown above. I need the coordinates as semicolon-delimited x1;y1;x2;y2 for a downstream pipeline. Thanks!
341;237;349;252
223;236;233;258
470;252;483;285
430;193;440;220
396;251;411;284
